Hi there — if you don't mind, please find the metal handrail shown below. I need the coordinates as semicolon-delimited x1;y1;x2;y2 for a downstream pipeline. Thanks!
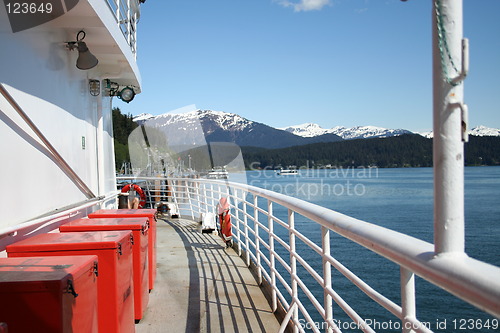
118;176;500;331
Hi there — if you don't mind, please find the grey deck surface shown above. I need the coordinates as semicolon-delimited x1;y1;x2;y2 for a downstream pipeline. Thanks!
136;217;281;333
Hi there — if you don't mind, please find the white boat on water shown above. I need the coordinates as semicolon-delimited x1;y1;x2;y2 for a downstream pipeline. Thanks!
277;168;298;175
206;167;229;179
1;1;499;332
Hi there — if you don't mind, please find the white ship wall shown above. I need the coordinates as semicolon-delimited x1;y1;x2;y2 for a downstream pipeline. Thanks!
0;7;117;228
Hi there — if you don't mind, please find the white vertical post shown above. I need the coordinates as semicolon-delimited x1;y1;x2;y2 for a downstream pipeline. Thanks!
134;12;138;59
244;198;250;267
268;200;277;312
95;85;104;197
235;190;242;257
289;209;299;333
432;0;466;255
400;267;416;333
127;0;131;45
187;180;194;219
254;195;262;284
322;226;333;333
116;0;120;25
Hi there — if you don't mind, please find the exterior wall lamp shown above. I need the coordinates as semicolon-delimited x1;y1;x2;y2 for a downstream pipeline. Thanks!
104;79;136;103
66;30;98;70
118;87;135;103
89;80;100;96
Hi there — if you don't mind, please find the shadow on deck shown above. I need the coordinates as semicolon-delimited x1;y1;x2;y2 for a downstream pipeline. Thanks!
136;217;281;333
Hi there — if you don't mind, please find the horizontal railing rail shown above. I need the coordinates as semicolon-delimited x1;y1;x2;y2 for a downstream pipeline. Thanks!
117;176;500;332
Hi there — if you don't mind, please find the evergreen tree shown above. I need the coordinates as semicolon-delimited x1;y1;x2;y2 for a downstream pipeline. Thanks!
112;107;138;169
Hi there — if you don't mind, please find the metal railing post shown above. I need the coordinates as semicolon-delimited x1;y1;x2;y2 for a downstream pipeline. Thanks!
400;267;416;333
322;226;333;333
432;0;466;255
116;0;120;26
254;194;262;284
126;0;131;46
268;200;277;312
210;183;216;215
235;190;242;257
289;209;299;333
244;197;250;267
187;180;194;219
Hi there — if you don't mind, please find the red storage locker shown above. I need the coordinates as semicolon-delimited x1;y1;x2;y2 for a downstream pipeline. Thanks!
6;231;135;333
88;209;157;290
60;218;149;321
0;255;98;333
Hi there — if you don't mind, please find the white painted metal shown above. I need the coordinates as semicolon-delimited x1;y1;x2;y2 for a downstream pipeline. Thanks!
432;0;467;255
130;176;500;331
288;209;299;333
400;268;416;333
322;226;333;333
255;195;262;284
0;83;96;200
0;0;142;231
269;200;278;312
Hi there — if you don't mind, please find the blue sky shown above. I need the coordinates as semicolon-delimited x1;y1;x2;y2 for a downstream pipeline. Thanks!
118;0;500;133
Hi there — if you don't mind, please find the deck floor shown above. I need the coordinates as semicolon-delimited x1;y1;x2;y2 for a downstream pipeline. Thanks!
136;217;281;333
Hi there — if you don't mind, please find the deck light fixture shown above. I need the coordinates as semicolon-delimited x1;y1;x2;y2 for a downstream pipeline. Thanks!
104;79;136;103
67;30;98;70
118;87;136;103
89;79;100;96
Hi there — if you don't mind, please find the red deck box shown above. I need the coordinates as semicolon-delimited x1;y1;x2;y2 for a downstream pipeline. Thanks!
88;209;157;290
0;255;98;333
60;218;149;321
6;231;135;333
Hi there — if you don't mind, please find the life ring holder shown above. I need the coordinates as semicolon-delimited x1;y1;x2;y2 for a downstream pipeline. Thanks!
121;184;147;208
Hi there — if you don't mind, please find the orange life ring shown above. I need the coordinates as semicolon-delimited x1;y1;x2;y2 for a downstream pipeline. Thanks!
121;184;147;208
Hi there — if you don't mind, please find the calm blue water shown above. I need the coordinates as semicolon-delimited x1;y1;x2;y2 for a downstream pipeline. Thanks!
239;166;500;332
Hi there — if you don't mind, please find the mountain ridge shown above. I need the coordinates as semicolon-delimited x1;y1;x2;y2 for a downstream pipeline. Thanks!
132;110;500;148
133;110;343;149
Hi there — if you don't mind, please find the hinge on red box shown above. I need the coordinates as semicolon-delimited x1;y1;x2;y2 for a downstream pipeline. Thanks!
93;262;99;277
117;243;122;256
66;280;79;298
130;233;134;245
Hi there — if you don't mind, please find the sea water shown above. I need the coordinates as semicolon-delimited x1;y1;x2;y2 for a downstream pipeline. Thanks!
240;166;499;332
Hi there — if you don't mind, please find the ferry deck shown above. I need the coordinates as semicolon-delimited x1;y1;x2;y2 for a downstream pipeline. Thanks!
136;216;281;332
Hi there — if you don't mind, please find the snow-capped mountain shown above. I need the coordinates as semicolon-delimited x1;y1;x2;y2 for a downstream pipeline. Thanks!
133;110;499;149
281;123;412;140
133;110;342;149
133;113;155;123
417;126;500;139
469;125;500;137
280;123;331;137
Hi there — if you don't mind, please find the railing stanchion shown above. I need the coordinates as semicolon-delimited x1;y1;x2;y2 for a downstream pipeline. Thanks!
254;195;262;284
268;200;277;312
289;209;299;333
244;197;250;267
126;0;131;45
322;226;333;333
401;267;416;333
187;180;194;219
236;189;242;257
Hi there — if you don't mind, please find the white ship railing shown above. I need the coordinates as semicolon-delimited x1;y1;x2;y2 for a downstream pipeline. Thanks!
117;176;500;332
105;0;140;58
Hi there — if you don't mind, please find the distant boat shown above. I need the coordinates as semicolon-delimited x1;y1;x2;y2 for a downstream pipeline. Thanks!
207;167;229;179
277;168;298;175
